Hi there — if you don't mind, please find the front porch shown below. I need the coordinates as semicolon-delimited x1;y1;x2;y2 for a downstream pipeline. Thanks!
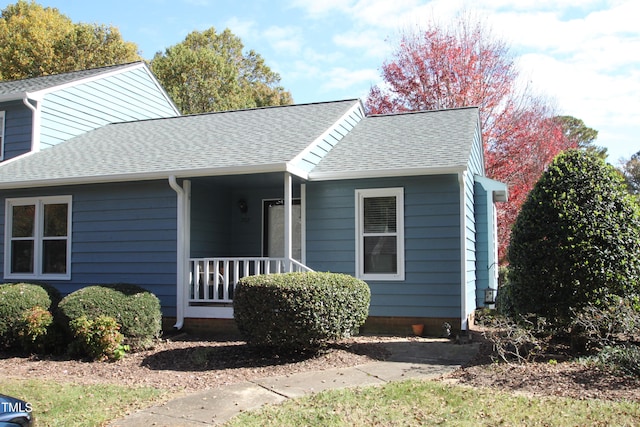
173;172;311;323
187;257;312;318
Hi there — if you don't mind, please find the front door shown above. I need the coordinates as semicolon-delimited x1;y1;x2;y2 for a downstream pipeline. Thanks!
263;199;301;261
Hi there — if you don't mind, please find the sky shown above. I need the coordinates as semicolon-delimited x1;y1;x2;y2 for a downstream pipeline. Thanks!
4;0;638;164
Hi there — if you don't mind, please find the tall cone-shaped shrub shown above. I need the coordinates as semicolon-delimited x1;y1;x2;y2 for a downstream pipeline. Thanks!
507;149;640;326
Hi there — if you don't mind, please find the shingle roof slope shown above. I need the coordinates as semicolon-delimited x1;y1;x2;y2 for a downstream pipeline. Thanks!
0;62;142;96
0;99;360;187
310;107;480;177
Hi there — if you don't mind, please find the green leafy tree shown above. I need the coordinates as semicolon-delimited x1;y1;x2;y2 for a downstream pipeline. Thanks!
555;115;606;158
507;149;640;326
150;27;292;114
0;1;140;80
621;151;640;195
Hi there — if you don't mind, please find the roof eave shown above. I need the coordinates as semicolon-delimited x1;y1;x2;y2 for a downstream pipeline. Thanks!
0;162;307;190
0;92;39;103
27;62;146;99
308;165;467;181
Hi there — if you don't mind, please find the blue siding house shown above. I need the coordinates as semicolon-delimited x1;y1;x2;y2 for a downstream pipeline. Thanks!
0;65;506;335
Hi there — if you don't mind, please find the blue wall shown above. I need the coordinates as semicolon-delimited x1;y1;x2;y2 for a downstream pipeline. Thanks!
462;126;485;321
0;180;179;316
190;175;302;258
474;176;505;307
306;174;462;318
2;101;33;161
190;182;232;258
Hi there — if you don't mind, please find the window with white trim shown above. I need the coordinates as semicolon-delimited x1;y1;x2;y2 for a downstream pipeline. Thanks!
355;187;404;281
5;196;72;280
0;111;5;161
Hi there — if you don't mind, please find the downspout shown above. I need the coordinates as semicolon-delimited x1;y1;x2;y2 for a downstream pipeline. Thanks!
22;95;40;152
284;172;292;270
300;183;307;265
169;175;187;329
458;171;468;331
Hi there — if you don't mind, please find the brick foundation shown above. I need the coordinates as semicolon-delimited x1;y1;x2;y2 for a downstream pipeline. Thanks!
163;315;464;339
361;316;463;337
162;317;241;339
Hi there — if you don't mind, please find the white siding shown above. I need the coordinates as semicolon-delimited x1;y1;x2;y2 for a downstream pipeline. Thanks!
39;67;178;149
293;102;364;172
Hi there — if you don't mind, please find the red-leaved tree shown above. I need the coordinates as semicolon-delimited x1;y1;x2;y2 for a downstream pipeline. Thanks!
366;14;577;263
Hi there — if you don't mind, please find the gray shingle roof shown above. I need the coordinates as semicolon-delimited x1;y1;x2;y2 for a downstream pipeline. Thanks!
0;62;143;97
309;107;480;179
0;99;361;188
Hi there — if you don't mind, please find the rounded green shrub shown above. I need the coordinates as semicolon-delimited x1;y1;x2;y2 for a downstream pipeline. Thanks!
17;306;54;351
234;272;371;352
58;284;161;350
0;282;60;351
508;149;640;326
69;315;128;361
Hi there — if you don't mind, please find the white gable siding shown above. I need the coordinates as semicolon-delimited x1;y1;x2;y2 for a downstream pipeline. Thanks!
39;67;178;149
292;102;364;173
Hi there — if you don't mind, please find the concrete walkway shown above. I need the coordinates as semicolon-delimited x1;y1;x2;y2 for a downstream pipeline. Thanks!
110;338;479;427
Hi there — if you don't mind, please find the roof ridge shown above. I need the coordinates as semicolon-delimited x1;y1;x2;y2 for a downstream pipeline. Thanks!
179;98;361;118
103;98;362;127
367;105;479;118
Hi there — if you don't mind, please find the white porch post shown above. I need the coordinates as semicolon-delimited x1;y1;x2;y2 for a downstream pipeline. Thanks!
284;172;292;270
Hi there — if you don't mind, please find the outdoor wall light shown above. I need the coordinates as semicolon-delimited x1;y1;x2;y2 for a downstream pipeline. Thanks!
484;287;497;305
238;199;248;214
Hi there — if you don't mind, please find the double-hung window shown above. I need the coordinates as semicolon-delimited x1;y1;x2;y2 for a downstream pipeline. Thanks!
355;188;404;281
5;196;72;280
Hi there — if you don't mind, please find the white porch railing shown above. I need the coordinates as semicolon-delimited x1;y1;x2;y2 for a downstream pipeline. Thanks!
189;257;313;304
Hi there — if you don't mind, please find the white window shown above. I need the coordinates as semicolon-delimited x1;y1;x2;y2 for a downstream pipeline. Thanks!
4;196;72;280
0;111;5;161
355;187;404;281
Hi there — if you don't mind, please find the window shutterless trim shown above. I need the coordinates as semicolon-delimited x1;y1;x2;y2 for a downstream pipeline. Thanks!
355;187;405;281
4;195;72;280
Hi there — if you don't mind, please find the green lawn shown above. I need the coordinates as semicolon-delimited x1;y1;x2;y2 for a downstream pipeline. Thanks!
224;379;640;427
0;378;168;427
3;376;639;426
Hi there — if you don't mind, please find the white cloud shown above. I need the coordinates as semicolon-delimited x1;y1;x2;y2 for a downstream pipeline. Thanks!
287;0;355;17
224;17;258;42
472;0;602;11
263;25;304;55
322;67;381;92
285;0;638;160
300;47;344;65
332;29;392;59
454;0;639;161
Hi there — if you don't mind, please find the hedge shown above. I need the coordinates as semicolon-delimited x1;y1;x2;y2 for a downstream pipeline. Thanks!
58;283;161;350
234;272;370;352
0;282;60;351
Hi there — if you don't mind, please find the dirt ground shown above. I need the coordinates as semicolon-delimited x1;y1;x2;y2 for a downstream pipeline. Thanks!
1;333;639;402
445;339;640;402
